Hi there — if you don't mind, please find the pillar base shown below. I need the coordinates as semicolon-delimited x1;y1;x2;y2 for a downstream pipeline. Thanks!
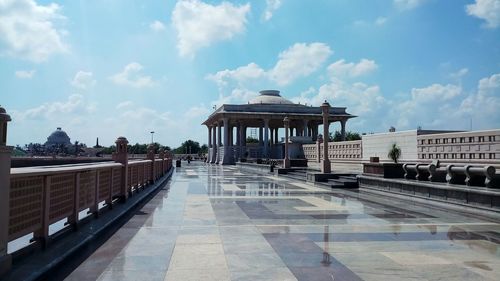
321;159;331;174
222;146;234;165
0;254;12;277
283;158;291;169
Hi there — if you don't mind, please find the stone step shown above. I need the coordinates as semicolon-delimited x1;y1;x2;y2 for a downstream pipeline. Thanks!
327;178;358;188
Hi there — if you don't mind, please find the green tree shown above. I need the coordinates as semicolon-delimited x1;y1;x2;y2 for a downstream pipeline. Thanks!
388;143;402;163
246;137;259;143
329;130;362;141
200;144;208;154
174;140;201;154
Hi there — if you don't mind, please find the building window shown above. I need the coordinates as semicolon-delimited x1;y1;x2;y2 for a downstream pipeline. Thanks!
479;153;485;159
436;139;441;144
421;140;425;145
478;136;484;142
469;137;474;143
443;138;448;144
428;139;433;144
460;153;465;159
460;137;465;143
422;154;426;159
469;153;475;159
429;154;433;159
451;138;456;143
443;154;448;159
452;154;456;159
490;153;495;159
436;153;441;159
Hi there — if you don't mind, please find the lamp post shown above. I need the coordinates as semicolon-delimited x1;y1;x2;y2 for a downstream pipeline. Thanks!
283;117;290;169
150;131;155;144
321;101;331;173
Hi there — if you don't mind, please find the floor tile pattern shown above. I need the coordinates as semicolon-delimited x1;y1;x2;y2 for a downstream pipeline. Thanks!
66;163;500;281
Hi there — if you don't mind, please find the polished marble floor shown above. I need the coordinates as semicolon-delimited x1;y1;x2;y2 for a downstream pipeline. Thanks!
65;162;500;281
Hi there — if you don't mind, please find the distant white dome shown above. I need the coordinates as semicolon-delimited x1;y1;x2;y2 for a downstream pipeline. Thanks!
45;127;72;147
249;90;294;105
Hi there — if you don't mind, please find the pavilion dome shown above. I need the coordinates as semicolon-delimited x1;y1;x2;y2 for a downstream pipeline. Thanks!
45;127;72;146
248;90;294;105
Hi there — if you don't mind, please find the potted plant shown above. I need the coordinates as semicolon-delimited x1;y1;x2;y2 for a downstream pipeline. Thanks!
388;143;401;163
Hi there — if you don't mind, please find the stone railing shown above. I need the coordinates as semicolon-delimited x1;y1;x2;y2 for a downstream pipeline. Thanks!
0;135;173;277
303;140;363;161
8;157;172;248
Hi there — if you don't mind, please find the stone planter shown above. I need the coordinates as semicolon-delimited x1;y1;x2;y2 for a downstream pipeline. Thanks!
363;163;404;178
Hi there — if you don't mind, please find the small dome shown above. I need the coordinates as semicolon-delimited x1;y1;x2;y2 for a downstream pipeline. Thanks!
249;90;294;105
45;127;71;146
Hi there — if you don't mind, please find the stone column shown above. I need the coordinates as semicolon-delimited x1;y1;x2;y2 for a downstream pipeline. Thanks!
321;101;331;173
340;120;346;141
303;120;309;137
207;126;211;163
222;118;233;165
211;124;217;163
113;136;129;200
242;125;247;158
263;119;269;158
0;107;12;276
274;128;279;144
216;121;222;164
283;117;291;168
239;124;245;160
235;125;240;160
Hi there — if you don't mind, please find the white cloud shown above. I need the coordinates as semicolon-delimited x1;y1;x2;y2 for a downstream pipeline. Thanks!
375;17;387;25
394;0;425;10
207;42;332;88
0;0;68;62
172;0;251;57
263;0;281;21
149;20;165;31
449;68;469;80
71;71;96;89
459;74;500;124
466;0;500;28
270;42;332;85
327;59;378;78
184;104;211;119
116;101;133;110
206;63;266;87
11;94;94;121
213;88;259;106
15;70;35;79
292;79;385;115
110;62;155;88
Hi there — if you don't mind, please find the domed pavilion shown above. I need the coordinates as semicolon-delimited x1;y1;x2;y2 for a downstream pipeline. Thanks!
45;127;72;148
202;90;356;165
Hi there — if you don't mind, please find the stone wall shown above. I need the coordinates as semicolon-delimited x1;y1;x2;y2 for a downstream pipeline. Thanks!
417;129;500;162
362;130;418;162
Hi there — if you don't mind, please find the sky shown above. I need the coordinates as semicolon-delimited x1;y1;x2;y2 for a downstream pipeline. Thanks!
1;0;499;148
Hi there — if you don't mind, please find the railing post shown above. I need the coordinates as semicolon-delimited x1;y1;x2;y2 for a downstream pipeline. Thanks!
147;144;155;183
0;106;12;276
113;137;129;202
34;175;51;249
159;148;165;176
316;135;323;163
92;170;99;217
70;172;81;230
107;168;113;209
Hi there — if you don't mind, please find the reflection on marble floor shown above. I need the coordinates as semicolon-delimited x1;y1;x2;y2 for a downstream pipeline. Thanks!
66;163;500;281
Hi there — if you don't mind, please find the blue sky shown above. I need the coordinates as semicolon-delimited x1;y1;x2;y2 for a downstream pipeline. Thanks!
1;0;499;148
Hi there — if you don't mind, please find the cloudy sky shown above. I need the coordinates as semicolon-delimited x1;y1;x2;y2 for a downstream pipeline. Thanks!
1;0;499;147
